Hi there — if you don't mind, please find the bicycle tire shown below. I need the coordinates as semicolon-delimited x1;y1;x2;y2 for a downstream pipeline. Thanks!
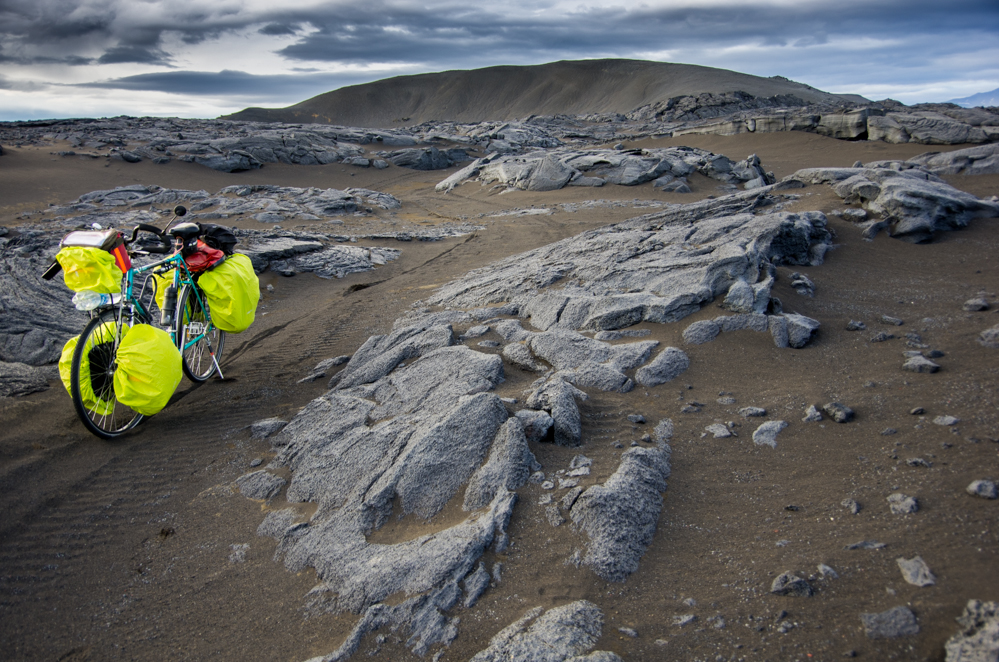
176;284;225;382
69;309;144;439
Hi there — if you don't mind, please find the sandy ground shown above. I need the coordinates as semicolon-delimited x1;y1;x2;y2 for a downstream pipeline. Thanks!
1;132;998;662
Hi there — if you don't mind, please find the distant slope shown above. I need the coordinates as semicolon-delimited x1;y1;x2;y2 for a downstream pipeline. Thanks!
224;59;864;128
949;88;999;108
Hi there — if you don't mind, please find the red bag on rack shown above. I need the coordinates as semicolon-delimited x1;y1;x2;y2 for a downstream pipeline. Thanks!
184;240;225;274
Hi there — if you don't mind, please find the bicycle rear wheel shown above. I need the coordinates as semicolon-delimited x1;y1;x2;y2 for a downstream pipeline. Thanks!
176;284;225;382
70;309;144;439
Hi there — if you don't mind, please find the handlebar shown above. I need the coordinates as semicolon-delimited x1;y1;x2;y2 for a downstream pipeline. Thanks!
128;223;173;254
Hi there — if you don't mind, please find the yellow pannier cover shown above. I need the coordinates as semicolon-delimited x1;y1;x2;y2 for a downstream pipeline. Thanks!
198;254;259;333
58;324;117;416
113;324;182;416
152;272;174;310
56;246;123;294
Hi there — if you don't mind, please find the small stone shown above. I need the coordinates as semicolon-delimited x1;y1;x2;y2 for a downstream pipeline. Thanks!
569;455;592;469
846;320;866;331
770;572;813;597
546;504;565;527
910;407;925;415
881;428;898;435
477;340;501;348
934;415;960;426
963;297;989;311
896;556;936;586
818;563;839;579
870;331;895;342
541;481;555;490
705;424;732;438
860;606;919;639
618;627;638;638
229;543;249;563
903;356;940;373
683;597;696;607
538;494;552;505
823;402;854;423
717;396;736;405
557;477;579;489
752;420;788;447
250;418;287;439
887;492;919;514
529;471;546;484
846;540;885;550
881;315;904;326
927;349;945;358
841;499;861;514
906;457;932;468
739;406;766;417
802;405;822;422
680;404;701;414
627;414;646;424
249;458;263;467
966;480;998;499
673;614;696;627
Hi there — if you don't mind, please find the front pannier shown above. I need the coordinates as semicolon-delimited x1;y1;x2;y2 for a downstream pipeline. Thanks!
112;324;182;416
197;254;259;333
58;324;117;415
56;229;130;293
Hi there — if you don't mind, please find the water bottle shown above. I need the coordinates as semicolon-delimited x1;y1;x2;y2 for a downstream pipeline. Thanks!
160;285;177;326
73;290;113;311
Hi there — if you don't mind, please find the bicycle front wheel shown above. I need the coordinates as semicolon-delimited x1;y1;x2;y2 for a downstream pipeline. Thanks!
70;309;144;439
176;285;225;382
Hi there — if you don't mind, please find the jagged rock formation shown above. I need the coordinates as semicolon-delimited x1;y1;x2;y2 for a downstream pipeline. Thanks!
787;165;999;242
436;147;774;193
425;193;830;331
228;179;845;660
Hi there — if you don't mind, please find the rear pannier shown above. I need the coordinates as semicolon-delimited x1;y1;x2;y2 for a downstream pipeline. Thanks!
197;253;259;333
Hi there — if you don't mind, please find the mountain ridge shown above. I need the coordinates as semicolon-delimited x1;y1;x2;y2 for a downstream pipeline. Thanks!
223;59;867;128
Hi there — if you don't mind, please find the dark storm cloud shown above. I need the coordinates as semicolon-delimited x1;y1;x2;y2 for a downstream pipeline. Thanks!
2;0;998;107
259;22;301;36
77;69;375;101
97;45;172;65
268;0;999;69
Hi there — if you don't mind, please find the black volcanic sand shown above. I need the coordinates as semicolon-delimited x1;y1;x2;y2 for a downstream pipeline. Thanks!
1;132;998;662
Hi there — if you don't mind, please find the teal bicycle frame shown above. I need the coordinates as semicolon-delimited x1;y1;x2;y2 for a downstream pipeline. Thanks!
123;250;224;378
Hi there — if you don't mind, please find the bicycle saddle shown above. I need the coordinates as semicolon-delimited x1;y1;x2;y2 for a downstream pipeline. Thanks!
168;222;201;242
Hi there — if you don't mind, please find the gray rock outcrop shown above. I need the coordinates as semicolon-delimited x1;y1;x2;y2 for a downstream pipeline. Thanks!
437;146;774;193
469;601;607;662
569;444;671;581
0;361;52;397
793;165;999;243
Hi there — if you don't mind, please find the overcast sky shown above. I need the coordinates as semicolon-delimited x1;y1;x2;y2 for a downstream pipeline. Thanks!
1;0;997;121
